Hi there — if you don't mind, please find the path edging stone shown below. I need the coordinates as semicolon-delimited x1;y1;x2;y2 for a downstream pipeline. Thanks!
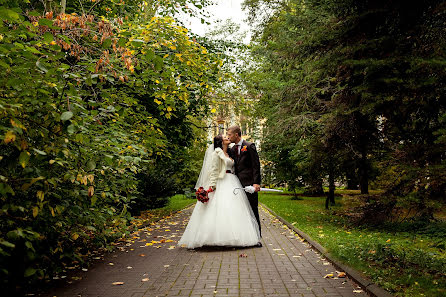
260;203;394;297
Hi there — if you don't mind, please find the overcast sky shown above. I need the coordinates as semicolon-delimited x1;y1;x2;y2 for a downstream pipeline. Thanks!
182;0;251;41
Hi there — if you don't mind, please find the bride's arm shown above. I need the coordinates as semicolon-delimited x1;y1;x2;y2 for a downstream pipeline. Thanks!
208;152;219;190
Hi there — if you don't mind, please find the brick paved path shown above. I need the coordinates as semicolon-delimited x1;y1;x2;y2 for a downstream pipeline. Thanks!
42;205;368;297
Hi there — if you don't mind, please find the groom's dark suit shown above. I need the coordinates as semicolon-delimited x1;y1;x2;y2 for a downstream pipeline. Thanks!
230;140;262;236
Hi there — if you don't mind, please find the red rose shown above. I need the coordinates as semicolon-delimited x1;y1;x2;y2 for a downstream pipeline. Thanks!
241;145;247;152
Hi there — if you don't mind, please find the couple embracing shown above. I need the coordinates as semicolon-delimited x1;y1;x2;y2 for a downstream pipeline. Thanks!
178;125;262;248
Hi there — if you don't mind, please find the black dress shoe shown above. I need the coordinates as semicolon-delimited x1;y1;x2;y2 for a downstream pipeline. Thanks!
255;242;262;247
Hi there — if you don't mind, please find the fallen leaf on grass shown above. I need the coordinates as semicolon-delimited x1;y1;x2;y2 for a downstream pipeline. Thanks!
112;282;124;285
239;253;248;257
141;278;149;282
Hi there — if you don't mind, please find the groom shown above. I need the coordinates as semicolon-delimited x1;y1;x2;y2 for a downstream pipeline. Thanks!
227;125;262;244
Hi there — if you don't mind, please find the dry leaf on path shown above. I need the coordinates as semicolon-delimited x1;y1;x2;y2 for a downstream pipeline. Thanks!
239;253;248;258
141;278;149;282
337;272;346;278
353;289;364;293
112;282;124;285
139;254;146;257
324;273;334;278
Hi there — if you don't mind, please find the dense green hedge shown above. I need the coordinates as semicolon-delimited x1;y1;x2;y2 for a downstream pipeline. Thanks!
0;0;220;291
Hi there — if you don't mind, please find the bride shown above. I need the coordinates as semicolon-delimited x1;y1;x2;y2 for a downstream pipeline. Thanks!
178;135;261;248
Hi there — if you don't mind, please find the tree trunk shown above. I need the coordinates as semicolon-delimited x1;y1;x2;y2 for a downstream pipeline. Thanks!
326;159;336;209
345;170;359;190
61;0;67;13
359;151;369;194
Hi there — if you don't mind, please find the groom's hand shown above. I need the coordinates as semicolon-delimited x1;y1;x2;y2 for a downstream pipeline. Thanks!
253;184;260;192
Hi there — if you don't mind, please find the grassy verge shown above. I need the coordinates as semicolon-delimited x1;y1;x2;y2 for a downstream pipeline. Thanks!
134;194;195;225
259;192;446;297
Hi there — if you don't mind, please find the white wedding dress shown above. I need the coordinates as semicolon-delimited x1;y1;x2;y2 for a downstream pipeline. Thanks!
178;155;260;248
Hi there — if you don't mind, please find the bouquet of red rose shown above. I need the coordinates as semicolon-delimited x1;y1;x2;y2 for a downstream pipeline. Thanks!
195;187;213;203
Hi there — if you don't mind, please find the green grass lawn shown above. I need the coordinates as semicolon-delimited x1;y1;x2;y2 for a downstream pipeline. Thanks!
135;194;195;225
259;192;446;297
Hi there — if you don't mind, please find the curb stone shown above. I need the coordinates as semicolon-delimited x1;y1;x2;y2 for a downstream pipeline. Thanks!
260;202;394;297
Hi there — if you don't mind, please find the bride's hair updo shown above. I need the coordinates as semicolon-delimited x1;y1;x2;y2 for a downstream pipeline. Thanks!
213;135;223;150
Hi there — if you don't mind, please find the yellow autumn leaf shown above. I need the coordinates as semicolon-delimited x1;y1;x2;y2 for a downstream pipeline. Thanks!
49;159;55;164
72;233;79;240
4;131;16;144
50;207;55;217
167;106;172;112
11;119;26;130
163;54;169;58
87;174;94;183
154;99;162;105
32;206;39;217
88;186;94;197
36;191;45;201
386;239;391;243
211;108;216;113
101;192;106;198
155;80;160;84
169;45;176;50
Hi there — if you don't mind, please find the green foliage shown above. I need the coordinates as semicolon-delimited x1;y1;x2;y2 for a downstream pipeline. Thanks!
245;0;446;209
0;1;223;291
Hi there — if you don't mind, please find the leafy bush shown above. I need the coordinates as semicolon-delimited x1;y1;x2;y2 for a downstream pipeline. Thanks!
0;2;222;291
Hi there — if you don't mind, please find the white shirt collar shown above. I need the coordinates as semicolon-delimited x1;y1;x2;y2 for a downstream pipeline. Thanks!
236;138;244;146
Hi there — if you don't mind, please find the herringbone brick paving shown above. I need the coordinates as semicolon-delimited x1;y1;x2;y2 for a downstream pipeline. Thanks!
41;205;369;297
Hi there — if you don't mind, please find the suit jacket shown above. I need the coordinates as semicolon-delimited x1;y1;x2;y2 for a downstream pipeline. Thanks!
208;147;230;188
230;140;261;187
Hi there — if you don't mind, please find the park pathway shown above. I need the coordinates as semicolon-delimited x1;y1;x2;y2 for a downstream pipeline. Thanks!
41;206;368;297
